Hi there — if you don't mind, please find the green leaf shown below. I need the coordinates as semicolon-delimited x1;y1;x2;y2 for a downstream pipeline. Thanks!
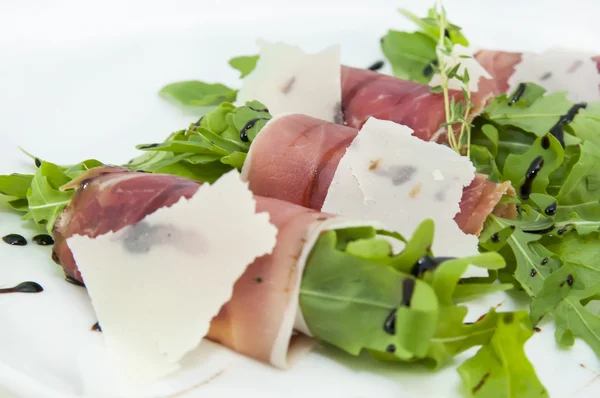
300;227;439;360
503;134;564;201
27;162;74;233
159;81;238;107
458;311;548;398
0;173;33;199
228;55;259;78
381;30;437;84
557;141;600;205
453;283;513;303
554;297;600;356
485;91;573;137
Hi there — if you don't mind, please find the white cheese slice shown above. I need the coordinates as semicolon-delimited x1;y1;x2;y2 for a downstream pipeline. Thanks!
429;44;492;93
322;117;484;275
67;170;277;382
507;49;600;103
236;40;342;123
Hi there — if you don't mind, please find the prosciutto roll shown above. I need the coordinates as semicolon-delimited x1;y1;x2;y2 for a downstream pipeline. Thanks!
52;167;378;369
242;114;515;237
340;66;495;141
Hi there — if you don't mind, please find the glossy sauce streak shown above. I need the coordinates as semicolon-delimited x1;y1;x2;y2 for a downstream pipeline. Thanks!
2;234;27;246
509;83;527;105
386;344;396;354
423;59;438;78
367;60;385;71
0;281;43;294
548;102;587;147
65;276;85;287
490;233;500;243
91;322;102;332
523;225;555;235
32;234;54;246
410;256;455;277
519;156;544;200
239;118;269;142
402;278;416;307
541;135;551;149
247;106;269;113
530;269;537;277
139;143;160;149
544;202;557;216
35;158;42;167
541;257;549;265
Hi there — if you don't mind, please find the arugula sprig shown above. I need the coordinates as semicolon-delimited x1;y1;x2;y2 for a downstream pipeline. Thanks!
300;220;545;395
473;82;600;357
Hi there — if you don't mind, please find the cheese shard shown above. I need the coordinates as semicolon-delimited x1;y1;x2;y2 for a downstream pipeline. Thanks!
322;117;481;263
236;40;342;123
507;49;600;102
429;44;492;92
67;170;277;382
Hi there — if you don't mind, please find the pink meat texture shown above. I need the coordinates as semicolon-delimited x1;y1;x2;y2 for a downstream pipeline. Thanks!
52;167;325;366
340;66;494;141
243;114;515;237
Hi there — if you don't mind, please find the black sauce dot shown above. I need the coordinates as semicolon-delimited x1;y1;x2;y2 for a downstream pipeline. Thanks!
254;277;263;283
91;322;102;332
490;233;500;243
386;344;396;354
566;274;574;286
2;234;27;246
541;257;549;265
383;309;397;335
367;60;384;71
34;158;42;167
534;327;542;333
541;136;551;149
32;234;54;246
544;202;557;216
530;269;537;277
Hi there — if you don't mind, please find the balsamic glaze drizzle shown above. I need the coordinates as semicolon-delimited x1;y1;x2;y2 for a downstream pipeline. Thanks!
91;322;102;332
0;281;43;294
383;278;417;335
519;156;544;200
139;143;160;149
509;83;527;105
32;234;54;246
239;118;269;142
423;59;438;78
544;202;557;216
367;60;385;71
383;309;397;335
2;234;27;246
386;344;396;353
34;158;42;167
541;257;549;265
523;225;555;235
530;269;537;277
541;135;551;149
65;276;85;287
548;102;587;147
410;256;455;277
490;233;500;243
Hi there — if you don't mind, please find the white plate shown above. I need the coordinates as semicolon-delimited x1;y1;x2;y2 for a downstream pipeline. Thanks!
1;1;600;397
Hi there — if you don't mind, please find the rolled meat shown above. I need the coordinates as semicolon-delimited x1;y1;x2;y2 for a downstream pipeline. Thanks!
340;66;495;141
242;114;516;237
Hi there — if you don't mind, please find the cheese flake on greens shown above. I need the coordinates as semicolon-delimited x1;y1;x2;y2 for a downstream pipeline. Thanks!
67;170;277;381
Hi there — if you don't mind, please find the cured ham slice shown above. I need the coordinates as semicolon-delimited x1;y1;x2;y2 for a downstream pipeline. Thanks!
454;175;517;236
340;66;495;141
52;167;374;370
475;49;600;102
243;114;515;238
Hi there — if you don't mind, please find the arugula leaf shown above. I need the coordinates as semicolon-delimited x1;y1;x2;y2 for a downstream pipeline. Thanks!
0;174;33;198
458;311;548;398
381;6;468;83
229;55;259;78
159;81;238;107
484;88;572;137
128;101;271;182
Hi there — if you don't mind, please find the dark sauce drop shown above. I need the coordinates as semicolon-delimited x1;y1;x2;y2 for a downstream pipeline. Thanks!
534;327;542;333
239;118;269;142
65;276;85;287
566;274;574;286
91;322;102;332
383;309;397;335
444;29;450;38
541;257;549;265
530;269;537;277
548;102;587;147
523;225;555;235
139;143;160;149
519;156;544;200
190;116;204;129
541;135;551;149
32;234;54;246
509;83;527;106
0;281;43;294
386;344;396;354
402;278;416;307
556;224;573;235
490;233;500;243
2;234;27;246
410;256;455;277
34;158;42;167
544;202;557;216
472;372;491;394
423;59;438;78
367;60;385;71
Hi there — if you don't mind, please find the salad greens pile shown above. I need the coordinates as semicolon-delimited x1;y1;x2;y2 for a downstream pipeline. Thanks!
383;1;600;385
0;101;271;233
301;221;546;396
